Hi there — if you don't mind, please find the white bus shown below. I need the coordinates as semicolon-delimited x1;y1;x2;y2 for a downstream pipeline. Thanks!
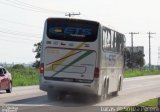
40;18;126;100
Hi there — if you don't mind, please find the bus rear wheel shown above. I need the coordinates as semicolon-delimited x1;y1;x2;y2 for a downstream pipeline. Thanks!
100;80;109;101
112;78;121;96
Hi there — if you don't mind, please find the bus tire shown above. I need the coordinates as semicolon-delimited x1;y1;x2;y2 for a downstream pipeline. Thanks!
100;79;108;101
112;78;121;96
104;79;109;99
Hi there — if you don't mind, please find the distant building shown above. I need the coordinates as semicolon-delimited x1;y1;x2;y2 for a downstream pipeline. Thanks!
126;46;144;54
125;46;145;69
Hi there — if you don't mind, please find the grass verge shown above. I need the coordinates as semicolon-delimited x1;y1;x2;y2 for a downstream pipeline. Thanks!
119;98;160;112
124;69;160;78
139;98;158;107
7;67;160;87
8;67;39;87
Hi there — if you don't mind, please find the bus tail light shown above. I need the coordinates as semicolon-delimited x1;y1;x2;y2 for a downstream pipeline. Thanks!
40;63;44;74
94;67;99;78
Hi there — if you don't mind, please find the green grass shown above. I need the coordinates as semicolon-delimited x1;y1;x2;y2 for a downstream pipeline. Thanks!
7;67;39;87
124;69;160;78
139;98;158;107
119;98;160;112
7;67;160;87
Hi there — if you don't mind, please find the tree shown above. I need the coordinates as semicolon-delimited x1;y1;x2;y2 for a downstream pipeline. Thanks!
12;64;24;69
135;51;145;67
127;51;145;69
32;42;41;68
124;49;132;68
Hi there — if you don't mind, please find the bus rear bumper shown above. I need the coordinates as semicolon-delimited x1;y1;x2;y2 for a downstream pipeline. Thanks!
40;77;99;95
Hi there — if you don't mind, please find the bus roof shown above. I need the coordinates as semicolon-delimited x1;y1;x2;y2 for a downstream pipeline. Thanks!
46;17;125;36
46;17;100;24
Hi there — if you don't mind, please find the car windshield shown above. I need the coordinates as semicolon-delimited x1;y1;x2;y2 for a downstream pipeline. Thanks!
0;68;3;75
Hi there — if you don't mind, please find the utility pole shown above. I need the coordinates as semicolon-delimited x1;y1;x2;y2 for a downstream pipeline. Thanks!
129;32;139;70
65;12;81;17
147;32;156;69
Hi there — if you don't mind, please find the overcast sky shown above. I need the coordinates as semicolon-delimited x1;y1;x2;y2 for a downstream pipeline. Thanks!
0;0;160;65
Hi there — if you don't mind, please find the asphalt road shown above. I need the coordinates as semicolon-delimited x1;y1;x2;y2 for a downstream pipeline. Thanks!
0;75;160;112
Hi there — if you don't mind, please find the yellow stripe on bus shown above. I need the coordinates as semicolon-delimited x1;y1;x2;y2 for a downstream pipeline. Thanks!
46;42;85;71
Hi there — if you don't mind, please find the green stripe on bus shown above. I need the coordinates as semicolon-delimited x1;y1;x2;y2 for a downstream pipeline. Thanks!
52;50;93;77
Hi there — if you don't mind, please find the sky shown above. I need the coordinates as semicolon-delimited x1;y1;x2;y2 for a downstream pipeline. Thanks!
0;0;160;65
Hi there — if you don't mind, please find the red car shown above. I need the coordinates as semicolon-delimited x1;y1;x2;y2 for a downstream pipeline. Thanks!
0;66;12;93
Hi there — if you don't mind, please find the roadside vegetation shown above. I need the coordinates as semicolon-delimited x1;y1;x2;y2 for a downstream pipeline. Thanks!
119;98;160;112
124;69;160;78
7;64;39;87
6;64;160;87
139;98;159;107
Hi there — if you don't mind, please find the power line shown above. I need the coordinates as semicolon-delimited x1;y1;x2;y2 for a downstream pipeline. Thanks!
5;0;50;13
6;0;44;11
0;28;41;38
13;0;65;13
0;1;45;13
0;33;40;42
0;34;39;41
0;37;37;44
0;31;41;38
0;0;65;14
0;18;41;28
0;55;34;60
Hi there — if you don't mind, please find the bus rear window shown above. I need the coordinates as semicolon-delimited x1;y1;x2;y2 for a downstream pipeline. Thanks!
47;18;99;42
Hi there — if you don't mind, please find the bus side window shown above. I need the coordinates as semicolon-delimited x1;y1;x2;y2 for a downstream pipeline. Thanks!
107;31;111;50
116;34;121;52
102;29;111;51
113;33;116;52
121;35;125;51
103;30;107;50
119;35;123;52
120;35;125;52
